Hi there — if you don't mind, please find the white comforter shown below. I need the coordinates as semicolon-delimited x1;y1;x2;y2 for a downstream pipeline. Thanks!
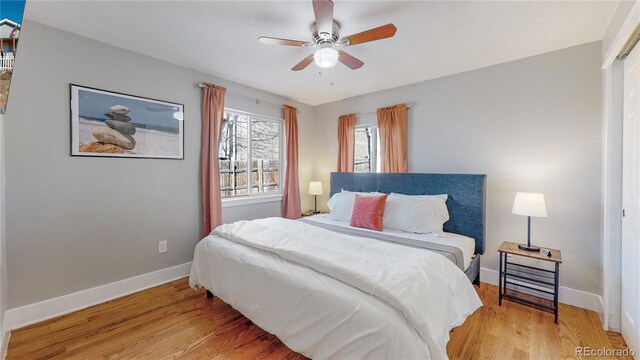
189;217;482;359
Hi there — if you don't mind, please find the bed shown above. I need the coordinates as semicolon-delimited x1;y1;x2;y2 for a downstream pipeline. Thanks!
328;172;486;285
189;172;486;360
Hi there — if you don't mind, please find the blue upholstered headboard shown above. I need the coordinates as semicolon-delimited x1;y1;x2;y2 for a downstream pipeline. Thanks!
330;172;486;254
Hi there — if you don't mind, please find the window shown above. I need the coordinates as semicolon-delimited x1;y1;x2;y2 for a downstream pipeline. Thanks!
219;110;283;198
354;126;380;173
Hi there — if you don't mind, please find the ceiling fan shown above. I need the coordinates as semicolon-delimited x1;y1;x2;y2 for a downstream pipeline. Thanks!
258;0;397;71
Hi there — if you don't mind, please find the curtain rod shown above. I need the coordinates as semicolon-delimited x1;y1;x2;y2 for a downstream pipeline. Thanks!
355;105;411;117
196;82;299;113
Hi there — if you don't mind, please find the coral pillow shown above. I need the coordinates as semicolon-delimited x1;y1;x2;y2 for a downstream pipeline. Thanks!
350;194;388;231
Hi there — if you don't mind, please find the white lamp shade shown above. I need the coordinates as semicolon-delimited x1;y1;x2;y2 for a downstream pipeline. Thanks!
308;181;323;196
512;192;547;217
313;47;339;68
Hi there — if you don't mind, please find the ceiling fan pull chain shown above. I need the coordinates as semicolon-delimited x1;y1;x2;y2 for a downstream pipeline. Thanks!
330;66;335;86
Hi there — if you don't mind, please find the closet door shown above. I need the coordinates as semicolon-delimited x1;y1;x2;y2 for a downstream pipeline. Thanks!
622;42;640;357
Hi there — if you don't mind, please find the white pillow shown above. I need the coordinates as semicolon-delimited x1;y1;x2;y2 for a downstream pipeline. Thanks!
382;193;449;234
327;190;383;222
327;192;354;221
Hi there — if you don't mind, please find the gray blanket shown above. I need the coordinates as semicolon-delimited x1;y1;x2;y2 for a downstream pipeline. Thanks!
299;218;465;270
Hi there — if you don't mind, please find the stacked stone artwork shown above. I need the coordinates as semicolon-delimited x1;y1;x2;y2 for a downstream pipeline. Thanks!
91;105;137;151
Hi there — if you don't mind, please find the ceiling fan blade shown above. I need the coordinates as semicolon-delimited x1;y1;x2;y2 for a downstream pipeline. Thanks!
259;37;311;47
340;24;397;46
292;54;314;71
338;50;364;70
313;0;334;35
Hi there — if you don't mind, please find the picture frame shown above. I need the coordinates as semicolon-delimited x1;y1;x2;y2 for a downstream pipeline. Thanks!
70;84;184;159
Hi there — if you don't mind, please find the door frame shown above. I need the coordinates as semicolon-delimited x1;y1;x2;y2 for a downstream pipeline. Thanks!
603;0;640;332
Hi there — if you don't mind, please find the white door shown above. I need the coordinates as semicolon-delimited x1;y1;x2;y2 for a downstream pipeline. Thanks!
622;43;640;357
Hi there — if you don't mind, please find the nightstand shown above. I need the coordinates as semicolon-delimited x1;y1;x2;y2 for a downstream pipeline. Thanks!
498;241;562;323
301;210;328;217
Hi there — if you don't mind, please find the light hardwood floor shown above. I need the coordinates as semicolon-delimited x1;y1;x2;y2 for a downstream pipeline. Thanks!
7;278;630;359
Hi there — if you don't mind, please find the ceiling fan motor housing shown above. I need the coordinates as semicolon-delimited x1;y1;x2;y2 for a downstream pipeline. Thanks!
312;20;340;45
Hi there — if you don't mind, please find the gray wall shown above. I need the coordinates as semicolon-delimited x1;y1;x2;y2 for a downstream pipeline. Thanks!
4;21;316;308
3;20;605;308
312;42;603;295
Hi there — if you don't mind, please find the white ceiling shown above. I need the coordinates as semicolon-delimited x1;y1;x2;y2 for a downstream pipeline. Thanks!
25;0;619;106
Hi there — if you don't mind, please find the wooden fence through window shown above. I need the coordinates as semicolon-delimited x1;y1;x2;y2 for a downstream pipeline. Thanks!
220;159;279;197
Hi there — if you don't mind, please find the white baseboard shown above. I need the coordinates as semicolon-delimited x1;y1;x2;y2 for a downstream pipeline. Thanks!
599;296;606;330
480;267;604;314
6;262;192;330
608;312;622;332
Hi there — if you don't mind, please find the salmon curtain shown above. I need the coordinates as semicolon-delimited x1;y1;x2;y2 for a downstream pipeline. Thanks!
283;105;301;219
337;113;356;172
201;83;226;235
377;104;408;173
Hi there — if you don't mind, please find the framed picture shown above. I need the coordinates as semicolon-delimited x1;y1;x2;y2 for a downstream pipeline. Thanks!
70;84;184;159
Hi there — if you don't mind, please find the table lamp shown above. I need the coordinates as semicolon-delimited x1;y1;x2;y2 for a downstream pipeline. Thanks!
308;181;323;214
512;192;547;251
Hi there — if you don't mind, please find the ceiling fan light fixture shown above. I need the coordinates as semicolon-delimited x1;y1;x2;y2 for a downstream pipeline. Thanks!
260;0;397;72
314;46;339;68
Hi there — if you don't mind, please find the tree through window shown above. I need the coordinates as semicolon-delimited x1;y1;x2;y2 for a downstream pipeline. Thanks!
354;126;380;173
219;110;283;197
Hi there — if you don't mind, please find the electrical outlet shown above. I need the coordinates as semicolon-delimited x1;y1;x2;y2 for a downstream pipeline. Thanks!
158;240;167;254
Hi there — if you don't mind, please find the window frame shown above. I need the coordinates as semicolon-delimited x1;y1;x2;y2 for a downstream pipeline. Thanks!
354;124;380;173
220;108;286;207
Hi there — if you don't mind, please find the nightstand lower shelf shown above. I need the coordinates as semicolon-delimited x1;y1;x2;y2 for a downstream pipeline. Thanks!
498;252;560;323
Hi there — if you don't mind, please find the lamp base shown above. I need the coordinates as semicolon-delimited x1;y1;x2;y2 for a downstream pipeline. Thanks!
518;243;540;252
312;210;320;214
